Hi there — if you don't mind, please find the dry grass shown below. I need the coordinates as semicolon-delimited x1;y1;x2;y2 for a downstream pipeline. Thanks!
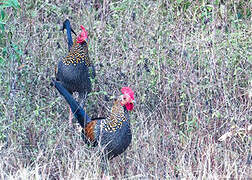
0;0;251;179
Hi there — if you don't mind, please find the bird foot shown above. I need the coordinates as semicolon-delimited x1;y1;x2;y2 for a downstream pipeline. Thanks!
101;174;110;180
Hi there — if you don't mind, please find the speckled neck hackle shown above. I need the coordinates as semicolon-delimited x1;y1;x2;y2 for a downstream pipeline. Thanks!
62;40;91;66
103;99;128;132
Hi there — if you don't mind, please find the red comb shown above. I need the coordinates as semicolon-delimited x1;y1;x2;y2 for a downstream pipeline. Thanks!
77;25;88;43
80;25;87;33
121;87;134;100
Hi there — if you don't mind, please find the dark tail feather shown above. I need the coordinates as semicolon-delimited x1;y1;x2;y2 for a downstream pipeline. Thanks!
51;80;91;128
62;19;75;52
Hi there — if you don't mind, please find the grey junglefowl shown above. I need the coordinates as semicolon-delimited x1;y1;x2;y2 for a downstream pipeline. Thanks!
56;21;95;125
51;80;135;179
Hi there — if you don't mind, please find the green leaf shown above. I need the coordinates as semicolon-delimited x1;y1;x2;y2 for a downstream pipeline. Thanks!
206;5;213;11
1;0;20;9
0;10;5;19
183;1;191;11
0;56;4;64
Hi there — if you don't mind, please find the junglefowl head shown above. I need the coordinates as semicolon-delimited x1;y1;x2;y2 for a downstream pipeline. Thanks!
120;87;135;111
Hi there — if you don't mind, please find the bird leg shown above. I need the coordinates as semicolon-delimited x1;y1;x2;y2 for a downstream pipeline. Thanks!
68;105;73;126
100;155;110;180
70;92;88;124
79;92;88;108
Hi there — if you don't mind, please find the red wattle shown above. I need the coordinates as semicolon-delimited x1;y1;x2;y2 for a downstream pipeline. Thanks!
125;103;134;111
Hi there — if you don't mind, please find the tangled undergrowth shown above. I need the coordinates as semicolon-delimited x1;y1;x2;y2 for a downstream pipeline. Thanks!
0;0;251;179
